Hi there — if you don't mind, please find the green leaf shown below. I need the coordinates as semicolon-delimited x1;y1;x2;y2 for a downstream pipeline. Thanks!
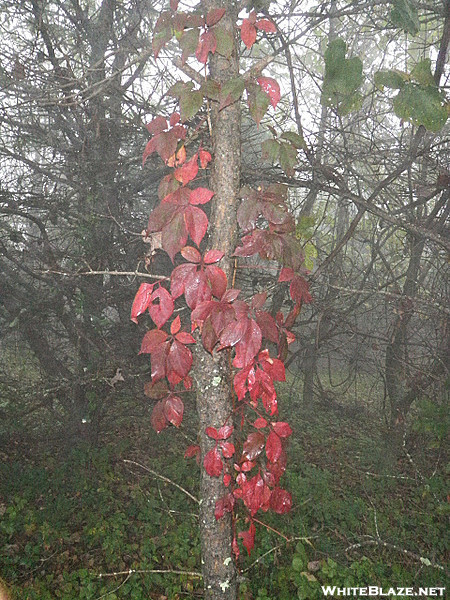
281;131;306;149
152;27;173;58
201;79;221;101
279;142;297;176
393;84;448;132
247;83;270;126
410;59;435;87
296;215;315;239
220;76;245;106
178;28;199;63
168;80;193;98
304;242;317;271
261;139;280;163
374;70;406;90
179;90;203;122
321;39;363;114
214;25;233;58
390;0;420;35
338;92;363;115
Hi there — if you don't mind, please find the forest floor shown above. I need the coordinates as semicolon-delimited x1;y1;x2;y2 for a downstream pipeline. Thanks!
0;377;448;599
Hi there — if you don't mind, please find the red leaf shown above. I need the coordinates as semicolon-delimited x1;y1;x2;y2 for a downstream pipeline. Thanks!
234;366;251;401
181;245;202;263
170;315;181;335
164;395;184;427
224;473;231;487
168;339;193;378
139;329;169;354
257;76;281;109
142;137;157;165
256;310;279;344
148;286;174;328
131;282;155;323
162;209;188;262
255;18;277;32
241;19;257;49
266;430;282;462
174;153;199;184
240;460;255;472
151;400;167;433
206;7;226;27
175;331;196;344
289;275;312;305
163;179;181;202
203;249;224;264
217;424;233;439
270;487;292;514
185;205;208;247
260;354;285;381
147;200;179;234
196;30;217;63
220;318;248;348
150;340;170;382
268;448;287;484
233;319;262;368
171;263;197;298
222;289;241;303
251;291;267;310
215;492;234;520
155;130;179;162
206;426;219;440
239;522;256;555
146;115;168;136
184;270;211;309
220;442;235;458
184;444;200;458
243;431;265;460
206;265;227;299
272;422;293;438
190;187;215;205
253;417;268;429
169;112;181;127
199;148;212;168
204;447;223;477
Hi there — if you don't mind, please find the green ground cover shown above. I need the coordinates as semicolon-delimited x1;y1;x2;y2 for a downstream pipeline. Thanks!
0;380;447;599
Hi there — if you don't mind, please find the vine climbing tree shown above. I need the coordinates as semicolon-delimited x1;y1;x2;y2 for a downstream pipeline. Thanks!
131;1;312;597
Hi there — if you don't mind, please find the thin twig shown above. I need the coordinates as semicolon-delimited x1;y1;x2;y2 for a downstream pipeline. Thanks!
252;517;290;541
40;269;168;280
94;572;132;600
124;459;200;504
345;538;446;572
242;535;317;573
97;567;202;579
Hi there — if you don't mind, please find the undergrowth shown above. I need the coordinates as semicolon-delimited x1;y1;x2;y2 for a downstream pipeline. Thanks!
0;380;447;599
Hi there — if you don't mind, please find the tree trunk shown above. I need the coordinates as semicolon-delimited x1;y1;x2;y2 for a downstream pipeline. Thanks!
192;1;240;598
385;234;425;427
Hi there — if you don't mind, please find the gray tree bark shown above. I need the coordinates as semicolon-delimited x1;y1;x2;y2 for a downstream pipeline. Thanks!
192;1;241;598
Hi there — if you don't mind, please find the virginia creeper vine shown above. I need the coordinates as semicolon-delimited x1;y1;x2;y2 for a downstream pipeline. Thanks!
131;0;312;566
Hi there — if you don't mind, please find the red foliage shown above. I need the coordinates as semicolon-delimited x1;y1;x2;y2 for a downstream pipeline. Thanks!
133;6;313;559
